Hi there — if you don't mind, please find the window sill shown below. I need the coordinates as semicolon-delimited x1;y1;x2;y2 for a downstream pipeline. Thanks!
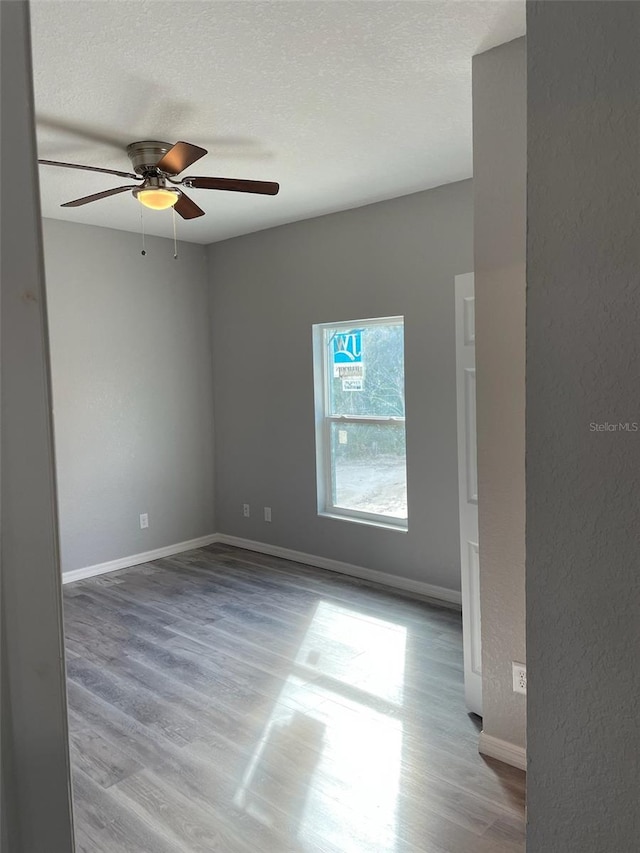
318;511;408;533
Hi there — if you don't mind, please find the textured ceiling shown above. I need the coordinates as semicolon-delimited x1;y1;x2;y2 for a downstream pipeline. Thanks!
31;1;524;245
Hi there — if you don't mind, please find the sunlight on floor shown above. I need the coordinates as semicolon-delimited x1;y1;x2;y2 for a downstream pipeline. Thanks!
234;601;407;852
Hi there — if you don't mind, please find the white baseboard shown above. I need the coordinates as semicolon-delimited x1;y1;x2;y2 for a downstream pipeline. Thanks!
62;533;220;584
215;533;462;608
62;530;462;610
478;731;527;771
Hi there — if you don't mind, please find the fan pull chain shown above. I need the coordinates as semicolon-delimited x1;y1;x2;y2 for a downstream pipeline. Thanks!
172;207;178;259
140;206;146;256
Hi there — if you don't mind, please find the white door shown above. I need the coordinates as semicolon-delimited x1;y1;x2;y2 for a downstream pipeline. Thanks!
455;273;482;716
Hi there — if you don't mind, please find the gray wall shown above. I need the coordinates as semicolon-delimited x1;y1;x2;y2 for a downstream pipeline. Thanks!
208;181;473;592
527;2;640;849
43;220;215;573
472;38;526;750
1;1;74;849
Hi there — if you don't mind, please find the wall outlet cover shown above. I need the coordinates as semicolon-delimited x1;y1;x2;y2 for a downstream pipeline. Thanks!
243;504;250;518
512;662;527;695
139;513;149;529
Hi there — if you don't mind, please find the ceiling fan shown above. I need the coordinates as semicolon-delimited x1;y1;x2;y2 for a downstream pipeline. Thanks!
38;140;280;220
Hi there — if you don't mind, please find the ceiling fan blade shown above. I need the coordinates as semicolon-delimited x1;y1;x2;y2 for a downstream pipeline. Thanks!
39;159;139;180
184;176;280;196
174;191;205;220
60;186;138;208
155;141;207;175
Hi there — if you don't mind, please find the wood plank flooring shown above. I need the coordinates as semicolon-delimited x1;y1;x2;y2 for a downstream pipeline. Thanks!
63;543;525;853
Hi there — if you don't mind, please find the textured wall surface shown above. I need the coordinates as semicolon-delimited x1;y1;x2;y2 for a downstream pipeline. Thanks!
43;219;215;573
0;2;74;849
209;181;473;592
527;2;640;849
472;38;526;750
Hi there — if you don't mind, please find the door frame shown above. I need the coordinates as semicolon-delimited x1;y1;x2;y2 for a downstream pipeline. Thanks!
455;273;482;716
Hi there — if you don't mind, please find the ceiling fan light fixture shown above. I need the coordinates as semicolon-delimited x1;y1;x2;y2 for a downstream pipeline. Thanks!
134;187;180;211
40;140;279;220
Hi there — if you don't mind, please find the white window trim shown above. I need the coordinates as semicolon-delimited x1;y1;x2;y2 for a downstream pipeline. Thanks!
313;316;408;531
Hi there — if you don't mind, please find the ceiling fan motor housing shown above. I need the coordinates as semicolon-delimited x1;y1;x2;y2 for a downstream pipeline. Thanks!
126;141;173;175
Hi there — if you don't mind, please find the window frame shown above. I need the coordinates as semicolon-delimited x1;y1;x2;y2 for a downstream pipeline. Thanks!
313;315;408;531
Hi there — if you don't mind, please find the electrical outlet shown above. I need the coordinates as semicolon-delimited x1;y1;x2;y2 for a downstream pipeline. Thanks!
512;662;527;695
139;513;149;529
243;503;250;518
264;507;272;522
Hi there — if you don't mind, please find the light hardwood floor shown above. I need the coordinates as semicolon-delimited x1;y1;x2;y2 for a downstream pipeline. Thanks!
63;543;525;853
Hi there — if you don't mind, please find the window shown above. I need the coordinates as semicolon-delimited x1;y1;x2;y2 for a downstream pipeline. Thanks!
313;316;407;529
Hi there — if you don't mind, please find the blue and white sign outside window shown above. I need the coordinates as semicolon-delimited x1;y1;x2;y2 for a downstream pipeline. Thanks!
332;330;365;384
333;330;363;365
